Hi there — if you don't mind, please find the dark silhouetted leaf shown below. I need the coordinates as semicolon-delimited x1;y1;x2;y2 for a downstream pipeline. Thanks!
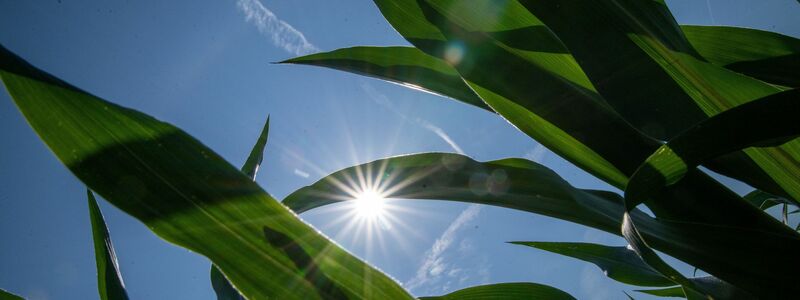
418;282;575;300
510;241;672;287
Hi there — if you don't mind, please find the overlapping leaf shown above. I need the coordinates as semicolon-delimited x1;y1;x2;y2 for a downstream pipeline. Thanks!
682;25;800;87
210;115;269;300
283;47;489;111
0;45;412;300
626;89;800;208
518;0;800;201
623;90;800;298
510;242;673;287
288;1;790;199
418;282;575;300
87;190;130;300
285;152;800;297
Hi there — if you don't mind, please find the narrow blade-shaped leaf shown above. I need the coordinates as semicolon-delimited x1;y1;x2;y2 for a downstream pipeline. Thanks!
0;289;24;300
623;90;800;296
682;25;800;87
210;115;270;300
210;265;244;300
418;282;575;300
510;242;672;287
283;46;490;111
746;190;795;211
0;45;412;300
88;190;130;300
518;0;800;201
286;152;799;297
241;115;270;180
636;286;684;298
626;89;800;208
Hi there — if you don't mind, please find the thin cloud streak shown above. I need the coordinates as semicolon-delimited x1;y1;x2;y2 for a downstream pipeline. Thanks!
405;204;482;291
237;0;319;55
293;168;310;178
360;83;465;154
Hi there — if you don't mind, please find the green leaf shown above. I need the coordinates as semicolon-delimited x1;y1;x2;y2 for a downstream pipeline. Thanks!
286;152;798;297
288;1;787;207
210;265;244;300
88;190;130;300
635;286;684;298
518;0;800;202
626;89;800;208
682;25;800;87
241;115;270;180
509;242;673;287
622;90;800;297
635;277;752;299
284;152;630;235
743;190;794;210
282;46;490;112
0;289;24;300
210;115;270;300
417;282;575;300
373;0;645;189
623;291;636;300
0;45;412;300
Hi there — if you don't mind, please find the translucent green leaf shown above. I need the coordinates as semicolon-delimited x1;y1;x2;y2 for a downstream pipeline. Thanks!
283;46;489;111
210;115;270;300
683;25;800;87
87;190;129;300
0;45;412;300
286;152;798;297
0;289;24;300
518;0;800;201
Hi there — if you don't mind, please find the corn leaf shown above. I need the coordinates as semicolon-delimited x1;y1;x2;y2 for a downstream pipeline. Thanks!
622;90;800;297
87;190;130;300
0;45;412;300
682;25;800;87
744;190;794;210
518;0;800;202
509;242;673;287
635;286;684;298
210;266;244;300
417;282;575;300
241;115;270;180
0;289;24;300
626;89;800;208
373;0;643;189
282;47;489;111
284;152;630;235
210;115;270;300
285;152;799;297
635;276;753;299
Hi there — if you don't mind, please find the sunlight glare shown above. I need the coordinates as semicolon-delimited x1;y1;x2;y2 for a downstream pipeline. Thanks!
354;189;386;219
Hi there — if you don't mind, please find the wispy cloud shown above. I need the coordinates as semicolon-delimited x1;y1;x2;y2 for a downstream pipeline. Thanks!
405;204;482;291
360;83;465;154
237;0;319;55
293;168;310;178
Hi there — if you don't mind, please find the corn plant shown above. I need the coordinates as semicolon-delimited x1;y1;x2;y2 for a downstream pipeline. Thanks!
281;0;800;298
2;0;799;299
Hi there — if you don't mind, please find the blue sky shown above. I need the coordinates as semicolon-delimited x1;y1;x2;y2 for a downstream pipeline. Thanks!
1;1;798;299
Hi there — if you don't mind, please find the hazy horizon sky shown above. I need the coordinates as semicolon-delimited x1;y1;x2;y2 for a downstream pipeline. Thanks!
1;1;798;299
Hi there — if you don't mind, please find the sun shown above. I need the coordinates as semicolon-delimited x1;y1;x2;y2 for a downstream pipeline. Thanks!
353;189;386;219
